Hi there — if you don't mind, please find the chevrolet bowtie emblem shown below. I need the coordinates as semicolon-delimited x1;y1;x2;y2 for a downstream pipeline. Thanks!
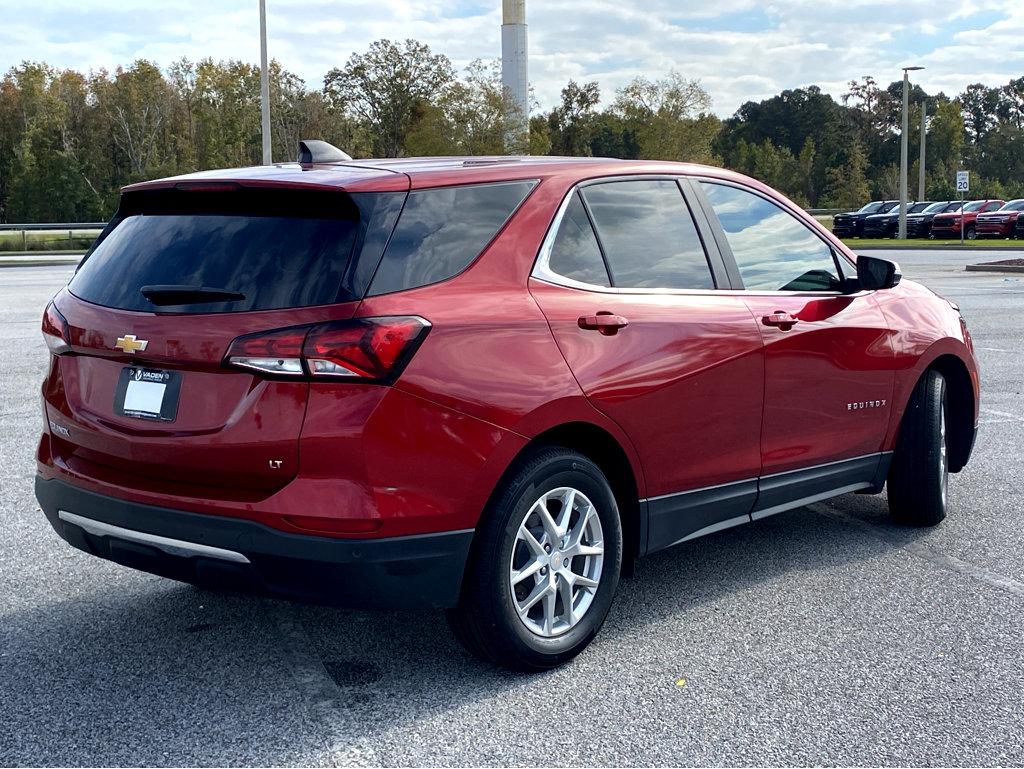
115;334;148;354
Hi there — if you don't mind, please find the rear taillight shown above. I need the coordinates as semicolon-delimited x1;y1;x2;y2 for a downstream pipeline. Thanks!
224;325;308;376
41;302;71;355
224;316;430;383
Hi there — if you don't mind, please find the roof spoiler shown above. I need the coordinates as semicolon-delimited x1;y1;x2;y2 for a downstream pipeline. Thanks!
297;140;353;164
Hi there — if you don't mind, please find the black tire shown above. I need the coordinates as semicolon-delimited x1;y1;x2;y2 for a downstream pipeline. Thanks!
447;447;622;671
887;370;949;526
965;224;977;241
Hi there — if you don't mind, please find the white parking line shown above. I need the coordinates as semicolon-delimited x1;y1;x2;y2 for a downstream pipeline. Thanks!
980;407;1024;423
809;503;1024;599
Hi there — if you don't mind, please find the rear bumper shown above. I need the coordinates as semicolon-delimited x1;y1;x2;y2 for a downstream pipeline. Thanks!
35;476;473;610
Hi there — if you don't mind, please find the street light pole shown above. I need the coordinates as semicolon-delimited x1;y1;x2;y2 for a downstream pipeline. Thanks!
919;100;927;201
259;0;272;165
898;65;924;239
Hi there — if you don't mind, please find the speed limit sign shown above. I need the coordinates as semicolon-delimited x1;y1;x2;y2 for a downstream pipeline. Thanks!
956;171;970;192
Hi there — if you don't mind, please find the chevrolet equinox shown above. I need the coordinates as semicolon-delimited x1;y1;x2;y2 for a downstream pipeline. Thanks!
36;144;980;670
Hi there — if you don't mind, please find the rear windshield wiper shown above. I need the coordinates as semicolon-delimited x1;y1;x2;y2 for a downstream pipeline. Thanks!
141;285;246;306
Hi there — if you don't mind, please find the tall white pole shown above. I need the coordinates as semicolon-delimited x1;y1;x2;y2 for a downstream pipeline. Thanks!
899;70;909;238
501;0;529;149
918;100;927;202
259;0;272;165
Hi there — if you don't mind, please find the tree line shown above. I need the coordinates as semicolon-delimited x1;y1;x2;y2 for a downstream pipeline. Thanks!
2;38;1022;222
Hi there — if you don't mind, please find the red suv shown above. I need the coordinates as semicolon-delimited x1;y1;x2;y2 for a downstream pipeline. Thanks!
929;199;1005;239
976;199;1024;238
36;148;980;670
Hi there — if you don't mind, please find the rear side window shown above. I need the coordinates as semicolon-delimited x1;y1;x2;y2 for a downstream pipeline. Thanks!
581;180;714;290
700;181;842;292
368;181;536;296
547;192;610;286
69;188;403;313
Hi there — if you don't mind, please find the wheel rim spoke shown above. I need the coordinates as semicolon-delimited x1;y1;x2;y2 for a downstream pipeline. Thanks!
555;488;576;537
517;581;551;617
558;577;577;628
532;498;561;542
569;572;599;590
542;589;557;634
519;524;545;557
511;557;543;585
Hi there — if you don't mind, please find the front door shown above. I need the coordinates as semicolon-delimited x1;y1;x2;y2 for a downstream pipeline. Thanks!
530;178;765;552
695;180;894;516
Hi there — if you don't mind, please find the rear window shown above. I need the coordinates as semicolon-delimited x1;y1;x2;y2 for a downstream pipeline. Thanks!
367;181;536;296
69;187;403;313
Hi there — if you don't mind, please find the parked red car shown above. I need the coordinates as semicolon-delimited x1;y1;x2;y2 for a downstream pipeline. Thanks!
929;199;1005;239
36;147;980;670
976;199;1024;238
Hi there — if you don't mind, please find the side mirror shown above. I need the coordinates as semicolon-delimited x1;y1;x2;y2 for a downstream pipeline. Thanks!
855;254;902;291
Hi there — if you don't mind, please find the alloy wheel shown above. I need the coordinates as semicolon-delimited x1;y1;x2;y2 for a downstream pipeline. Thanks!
508;487;605;638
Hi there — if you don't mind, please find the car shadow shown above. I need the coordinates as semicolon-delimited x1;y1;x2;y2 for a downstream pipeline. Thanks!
2;493;927;765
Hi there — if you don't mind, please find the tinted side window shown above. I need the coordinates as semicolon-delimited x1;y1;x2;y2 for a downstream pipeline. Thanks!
699;182;842;292
581;180;714;290
368;181;535;295
547;192;610;286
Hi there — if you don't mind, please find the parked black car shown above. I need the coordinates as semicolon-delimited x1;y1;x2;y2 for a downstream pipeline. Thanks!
1016;213;1024;239
862;201;933;238
906;201;963;239
832;200;899;238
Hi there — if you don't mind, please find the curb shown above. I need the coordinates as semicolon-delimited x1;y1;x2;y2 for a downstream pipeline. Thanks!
0;254;84;268
965;264;1024;273
854;244;1024;252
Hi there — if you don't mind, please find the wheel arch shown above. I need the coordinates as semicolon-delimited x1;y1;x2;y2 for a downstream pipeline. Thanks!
891;351;977;474
927;353;977;473
472;420;646;579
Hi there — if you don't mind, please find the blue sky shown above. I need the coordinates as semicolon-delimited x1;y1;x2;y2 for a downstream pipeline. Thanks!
1;0;1021;115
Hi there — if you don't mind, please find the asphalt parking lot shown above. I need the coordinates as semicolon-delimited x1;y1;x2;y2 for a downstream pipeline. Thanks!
1;251;1023;767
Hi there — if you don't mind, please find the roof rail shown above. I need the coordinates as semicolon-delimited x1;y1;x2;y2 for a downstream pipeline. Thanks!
297;140;353;164
462;157;523;166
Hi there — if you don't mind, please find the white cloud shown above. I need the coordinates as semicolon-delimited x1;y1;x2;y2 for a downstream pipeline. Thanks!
0;0;1019;116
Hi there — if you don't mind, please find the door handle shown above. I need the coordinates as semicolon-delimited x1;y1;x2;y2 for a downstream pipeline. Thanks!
761;310;799;330
578;312;629;336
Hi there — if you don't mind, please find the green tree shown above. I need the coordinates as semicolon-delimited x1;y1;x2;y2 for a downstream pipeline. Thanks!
611;71;720;163
547;80;600;156
821;142;871;208
324;39;455;157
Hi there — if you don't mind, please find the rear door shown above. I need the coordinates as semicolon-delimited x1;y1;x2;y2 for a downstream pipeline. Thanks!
46;184;404;494
693;179;894;516
530;177;765;552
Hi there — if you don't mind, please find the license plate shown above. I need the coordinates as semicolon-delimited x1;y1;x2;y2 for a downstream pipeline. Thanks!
113;367;181;421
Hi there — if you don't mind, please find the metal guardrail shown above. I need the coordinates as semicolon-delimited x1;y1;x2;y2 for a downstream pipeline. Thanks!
0;223;106;230
0;222;105;252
